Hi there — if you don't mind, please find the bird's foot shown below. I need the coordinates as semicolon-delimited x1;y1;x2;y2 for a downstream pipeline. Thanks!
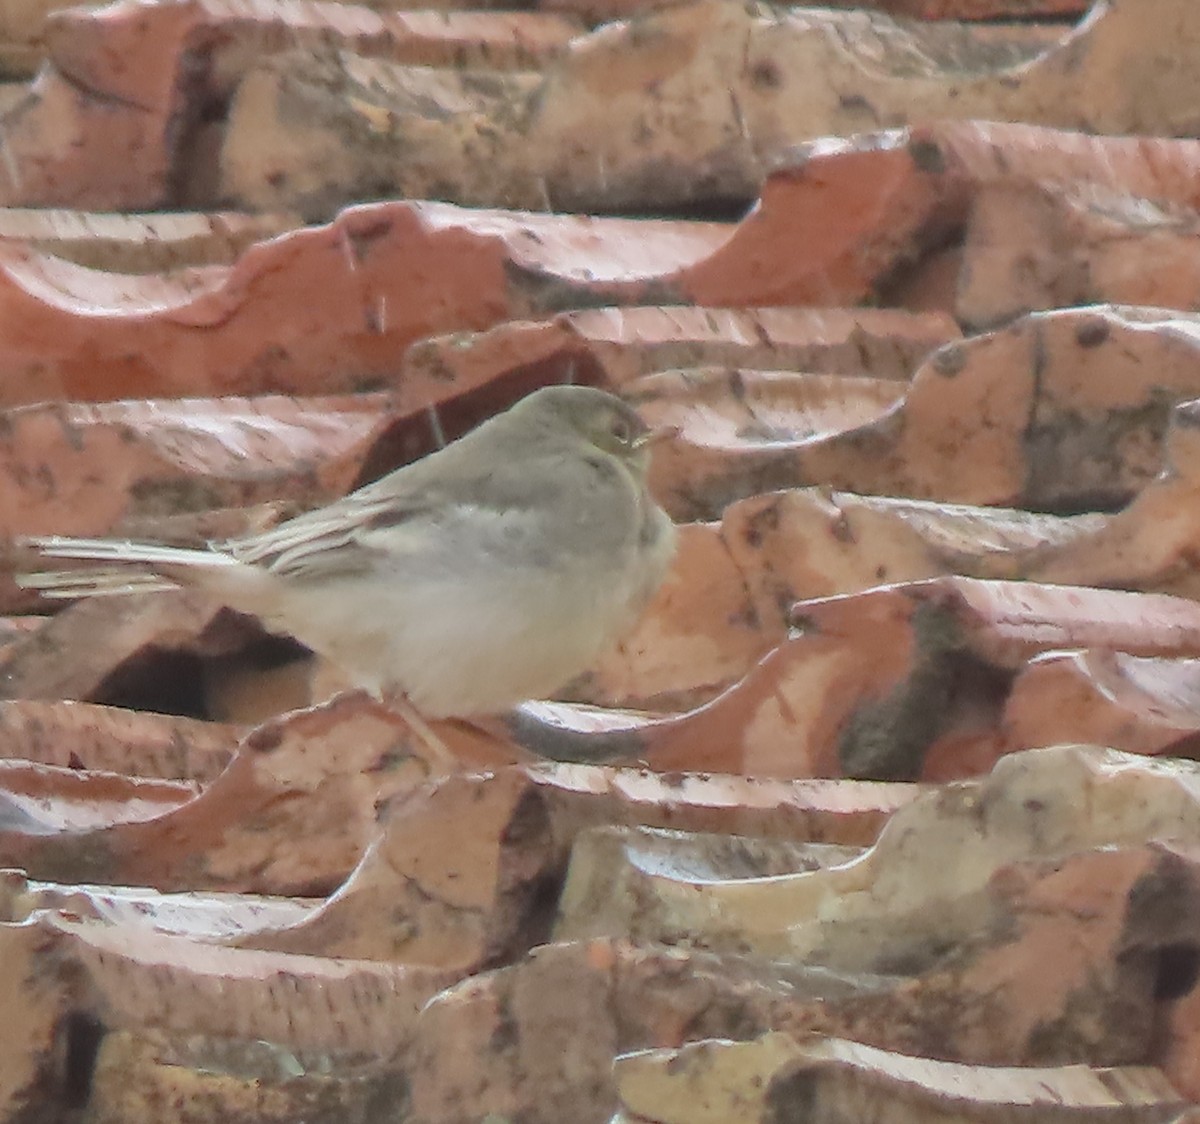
361;689;457;771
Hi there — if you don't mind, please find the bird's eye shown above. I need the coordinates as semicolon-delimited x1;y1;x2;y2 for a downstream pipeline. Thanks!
609;416;634;445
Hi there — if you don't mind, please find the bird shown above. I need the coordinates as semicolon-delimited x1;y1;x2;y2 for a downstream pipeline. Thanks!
17;385;677;760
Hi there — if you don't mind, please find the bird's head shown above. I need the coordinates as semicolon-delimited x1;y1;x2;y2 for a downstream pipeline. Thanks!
515;385;674;475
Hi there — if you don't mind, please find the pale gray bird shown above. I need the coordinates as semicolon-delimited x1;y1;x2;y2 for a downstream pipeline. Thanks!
18;385;677;731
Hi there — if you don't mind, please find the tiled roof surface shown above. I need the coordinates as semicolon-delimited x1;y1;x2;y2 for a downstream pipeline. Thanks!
4;0;1200;1120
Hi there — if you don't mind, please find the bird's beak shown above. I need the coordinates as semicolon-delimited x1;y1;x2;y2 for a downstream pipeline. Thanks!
632;424;681;450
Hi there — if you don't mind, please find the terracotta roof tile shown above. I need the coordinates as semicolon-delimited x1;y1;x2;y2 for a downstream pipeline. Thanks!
4;0;1200;1116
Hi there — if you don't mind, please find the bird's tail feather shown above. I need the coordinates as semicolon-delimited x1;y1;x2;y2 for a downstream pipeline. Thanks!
18;536;239;568
15;536;240;599
16;569;182;598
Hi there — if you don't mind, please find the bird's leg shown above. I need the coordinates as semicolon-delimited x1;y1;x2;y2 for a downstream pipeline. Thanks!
379;690;457;770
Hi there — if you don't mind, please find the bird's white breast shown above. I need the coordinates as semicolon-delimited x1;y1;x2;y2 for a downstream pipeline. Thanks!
271;551;646;716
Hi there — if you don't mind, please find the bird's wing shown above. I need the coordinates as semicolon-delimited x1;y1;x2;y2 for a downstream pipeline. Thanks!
221;482;438;579
221;435;589;582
